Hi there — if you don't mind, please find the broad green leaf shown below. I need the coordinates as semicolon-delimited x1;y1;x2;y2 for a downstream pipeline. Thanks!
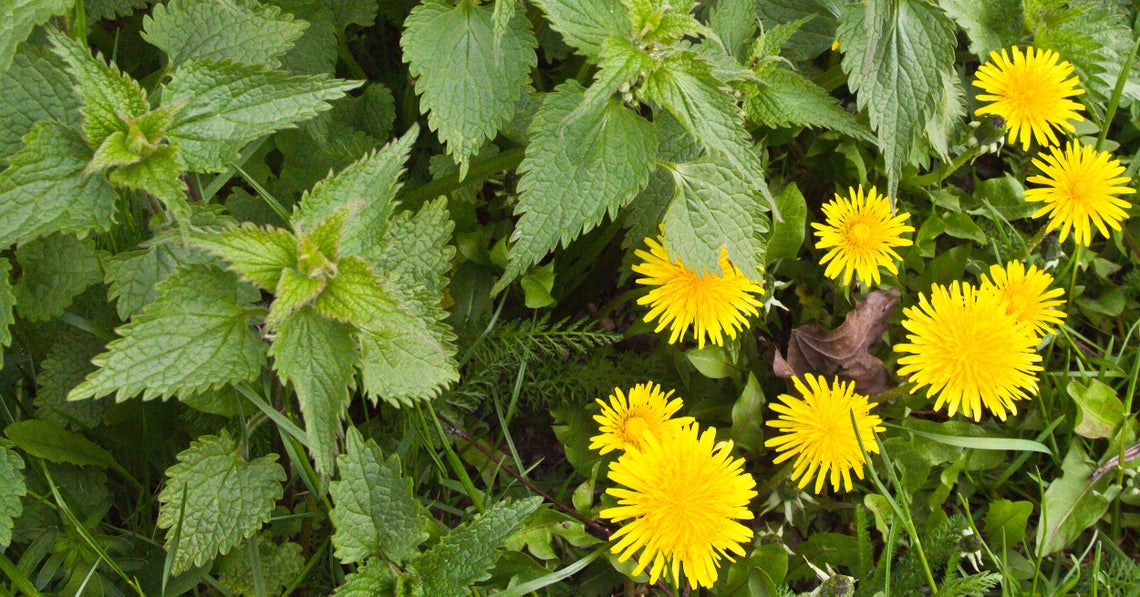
311;257;400;327
106;145;189;214
0;259;14;359
4;420;123;473
402;0;537;171
268;306;356;476
85;0;150;22
530;0;626;59
973;176;1036;221
499;82;657;293
217;534;304;596
686;345;733;379
0;442;24;548
87;130;145;173
709;0;758;61
502;508;598;560
895;423;1052;455
1068;379;1125;440
268;267;328;327
662;158;764;279
334;559;406;596
924;69;965;161
35;334;109;430
273;0;337;77
765;182;808;262
192;224;298;291
938;0;1022;60
0;44;81;159
0;121;117;247
329;0;379;29
413;497;543;595
357;311;459;407
1031;1;1138;104
157;432;286;575
838;0;956;197
294;127;418;264
1036;444;1111;557
983;499;1032;547
756;0;841;62
330;428;428;564
563;35;657;126
68;265;266;401
374;198;455;305
622;111;701;249
104;243;214;320
143;0;307;67
0;0;72;72
47;28;150;149
164;60;359;171
745;68;871;141
13;234;103;322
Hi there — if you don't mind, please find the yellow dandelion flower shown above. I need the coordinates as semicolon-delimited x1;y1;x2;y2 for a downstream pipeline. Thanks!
764;374;885;494
981;261;1066;338
812;185;914;286
895;282;1042;422
632;235;764;349
589;382;694;455
1024;141;1135;246
972;46;1085;150
601;424;757;590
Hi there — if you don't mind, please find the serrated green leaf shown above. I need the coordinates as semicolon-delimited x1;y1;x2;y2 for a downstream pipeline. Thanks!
0;442;24;548
330;428;428;564
157;432;286;575
35;333;109;430
502;508;598;560
662;158;764;279
0;0;72;72
838;0;956;197
745;68;871;140
0;121;117;247
217;534;304;597
47;28;150;148
622;111;701;249
192;224;298;290
268;267;327;327
709;0;757;61
144;0;306;67
413;497;542;595
562;35;656;128
358;312;458;407
4;419;123;473
1033;1;1140;104
311;257;398;326
0;259;14;357
68;265;266;402
163;60;359;172
294;127;417;263
924;69;965;161
756;0;840;62
938;0;1022;58
498;81;656;293
104;242;214;319
272;0;337;77
373;197;455;314
402;0;537;171
13;233;102;322
329;0;379;29
106;144;189;213
531;0;627;59
87;130;145;173
85;0;150;22
0;44;82;160
1036;444;1111;557
268;306;356;476
334;559;405;596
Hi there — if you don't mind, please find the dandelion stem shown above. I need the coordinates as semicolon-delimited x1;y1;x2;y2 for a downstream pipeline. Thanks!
907;143;982;187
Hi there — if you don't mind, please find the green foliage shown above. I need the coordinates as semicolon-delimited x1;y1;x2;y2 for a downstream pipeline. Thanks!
156;431;285;575
531;0;627;59
1037;445;1113;557
0;443;26;549
744;68;870;141
143;0;307;67
3;419;122;472
0;258;14;359
34;334;108;429
0;44;81;159
0;0;71;72
329;428;428;564
217;534;305;596
13;234;103;321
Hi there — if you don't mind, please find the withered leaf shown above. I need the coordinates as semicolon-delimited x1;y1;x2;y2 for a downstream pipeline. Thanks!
773;288;900;396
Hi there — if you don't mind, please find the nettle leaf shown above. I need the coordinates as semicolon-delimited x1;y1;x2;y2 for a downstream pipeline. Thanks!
412;497;543;595
104;242;214;320
4;419;123;472
563;36;657;128
163;60;360;172
85;0;151;22
709;0;758;61
329;0;379;29
294;127;418;265
35;333;109;430
217;534;304;597
14;233;103;322
0;121;117;248
0;443;25;549
0;0;71;72
498;81;657;293
0;44;82;159
157;432;286;575
938;0;1022;58
663;158;764;279
330;428;428;564
746;68;871;141
334;559;408;596
105;144;189;210
143;0;307;67
756;0;841;63
272;0;337;77
47;28;150;149
531;0;628;59
68;265;267;402
402;0;537;172
192;224;298;291
838;0;956;197
268;306;356;477
0;259;14;358
374;197;455;312
623;111;702;249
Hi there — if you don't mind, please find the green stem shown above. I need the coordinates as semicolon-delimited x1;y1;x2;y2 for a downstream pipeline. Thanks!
425;402;485;512
337;38;369;81
1096;34;1140;152
398;147;525;206
907;143;982;188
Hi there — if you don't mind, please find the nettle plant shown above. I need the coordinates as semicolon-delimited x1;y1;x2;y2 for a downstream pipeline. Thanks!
1;0;1139;595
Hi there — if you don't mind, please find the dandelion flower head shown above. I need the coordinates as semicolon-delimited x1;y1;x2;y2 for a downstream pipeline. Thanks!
812;185;914;287
981;261;1066;338
895;282;1042;421
1024;141;1134;246
764;374;885;494
589;382;694;455
601;424;757;589
973;46;1085;150
633;235;764;349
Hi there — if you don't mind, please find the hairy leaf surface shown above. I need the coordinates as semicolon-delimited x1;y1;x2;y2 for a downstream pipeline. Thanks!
14;234;103;322
0;44;81;159
143;0;306;67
